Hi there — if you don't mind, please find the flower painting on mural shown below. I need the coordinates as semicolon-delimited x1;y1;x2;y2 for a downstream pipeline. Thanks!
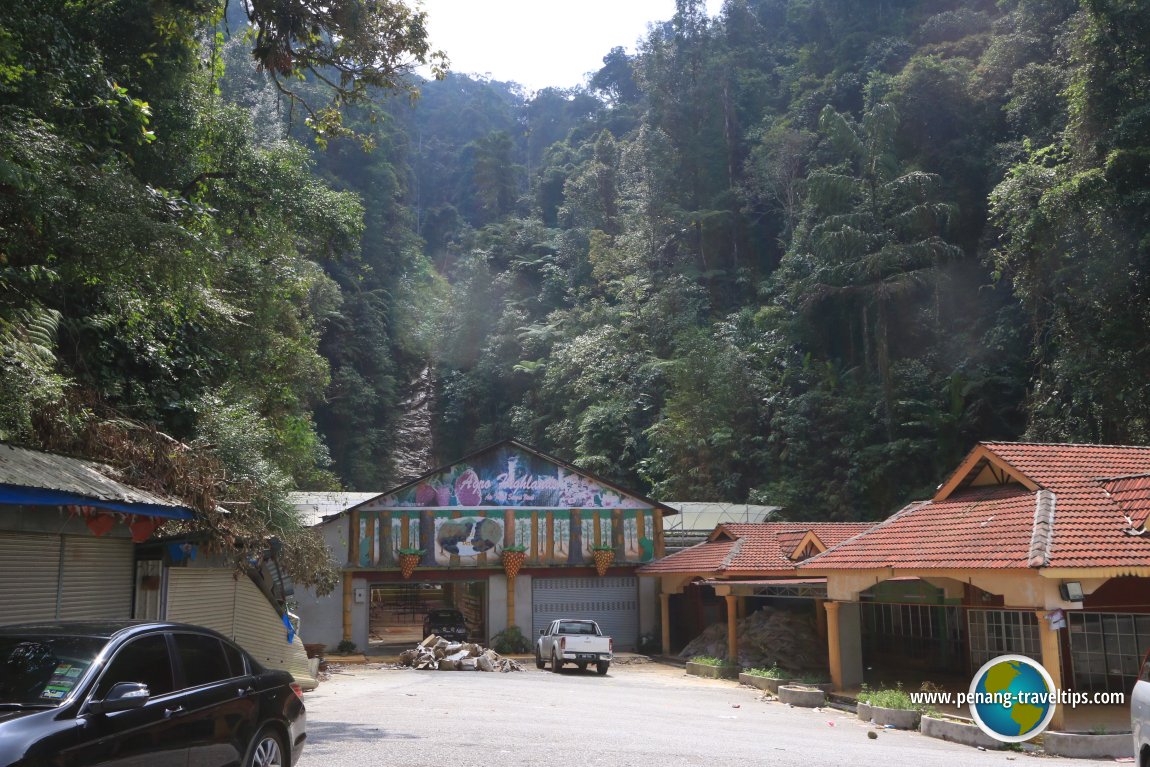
386;446;647;509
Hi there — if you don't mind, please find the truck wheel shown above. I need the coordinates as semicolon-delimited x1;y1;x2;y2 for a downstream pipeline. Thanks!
596;661;609;675
535;651;545;670
550;651;562;673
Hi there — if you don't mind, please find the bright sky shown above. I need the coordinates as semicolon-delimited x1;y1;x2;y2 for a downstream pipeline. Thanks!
421;0;726;92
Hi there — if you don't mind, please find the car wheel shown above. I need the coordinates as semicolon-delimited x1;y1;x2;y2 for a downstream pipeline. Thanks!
535;651;545;670
596;662;609;675
245;727;286;767
550;651;561;673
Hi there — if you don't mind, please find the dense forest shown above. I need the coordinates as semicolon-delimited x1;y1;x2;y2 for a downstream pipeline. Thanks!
3;0;1150;579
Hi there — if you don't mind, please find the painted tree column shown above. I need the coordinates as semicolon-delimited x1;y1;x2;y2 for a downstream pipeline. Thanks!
507;574;516;630
660;590;671;655
1035;610;1066;731
825;601;843;691
342;574;353;642
349;510;360;567
725;594;738;663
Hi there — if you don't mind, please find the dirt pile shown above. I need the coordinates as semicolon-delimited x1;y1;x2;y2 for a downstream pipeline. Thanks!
678;607;826;672
399;634;524;672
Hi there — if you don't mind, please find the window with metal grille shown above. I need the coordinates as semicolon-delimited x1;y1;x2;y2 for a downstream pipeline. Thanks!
1068;612;1150;695
967;609;1040;669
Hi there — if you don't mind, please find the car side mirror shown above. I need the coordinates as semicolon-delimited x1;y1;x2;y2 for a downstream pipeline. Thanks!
88;682;150;715
539;629;545;636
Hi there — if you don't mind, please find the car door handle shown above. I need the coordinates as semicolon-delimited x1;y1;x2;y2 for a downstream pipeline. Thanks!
237;685;255;697
163;706;185;719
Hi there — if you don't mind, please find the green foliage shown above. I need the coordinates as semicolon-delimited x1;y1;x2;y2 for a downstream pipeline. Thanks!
335;639;358;655
490;625;532;654
858;683;924;711
744;665;790;679
690;655;737;667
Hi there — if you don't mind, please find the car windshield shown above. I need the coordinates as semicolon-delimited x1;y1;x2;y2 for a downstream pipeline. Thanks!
429;610;462;622
0;635;106;707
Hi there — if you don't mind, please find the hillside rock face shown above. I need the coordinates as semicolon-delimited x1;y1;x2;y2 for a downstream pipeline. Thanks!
391;366;435;483
678;607;826;672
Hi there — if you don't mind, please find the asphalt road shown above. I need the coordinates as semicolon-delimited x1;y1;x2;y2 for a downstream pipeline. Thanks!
295;659;1118;767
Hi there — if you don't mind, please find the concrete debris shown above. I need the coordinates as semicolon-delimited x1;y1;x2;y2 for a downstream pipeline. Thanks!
400;635;524;672
677;606;826;672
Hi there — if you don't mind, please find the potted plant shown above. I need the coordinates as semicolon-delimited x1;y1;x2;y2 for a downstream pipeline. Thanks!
856;684;924;730
685;655;740;680
591;544;615;576
398;548;425;579
739;664;796;694
501;544;527;578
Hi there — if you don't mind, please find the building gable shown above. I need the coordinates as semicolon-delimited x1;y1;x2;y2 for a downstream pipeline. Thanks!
359;440;660;512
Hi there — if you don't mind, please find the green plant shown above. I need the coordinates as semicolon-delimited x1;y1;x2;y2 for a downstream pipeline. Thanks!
857;683;923;711
744;664;790;679
799;672;829;684
335;639;357;655
398;547;426;556
690;655;737;667
502;544;527;552
490;625;532;654
591;544;614;551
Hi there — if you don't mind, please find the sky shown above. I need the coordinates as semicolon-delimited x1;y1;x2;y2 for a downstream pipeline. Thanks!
420;0;726;92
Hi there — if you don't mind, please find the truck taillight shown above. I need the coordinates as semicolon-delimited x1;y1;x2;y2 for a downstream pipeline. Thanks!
609;638;613;653
559;637;566;651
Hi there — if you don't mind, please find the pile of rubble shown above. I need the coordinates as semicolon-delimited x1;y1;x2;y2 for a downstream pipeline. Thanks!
678;606;826;672
399;635;524;672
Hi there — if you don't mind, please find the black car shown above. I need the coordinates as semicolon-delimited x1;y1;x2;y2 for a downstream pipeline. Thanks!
0;621;305;767
422;608;468;641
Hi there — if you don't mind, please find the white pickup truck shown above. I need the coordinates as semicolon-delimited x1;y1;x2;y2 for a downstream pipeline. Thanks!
535;619;613;675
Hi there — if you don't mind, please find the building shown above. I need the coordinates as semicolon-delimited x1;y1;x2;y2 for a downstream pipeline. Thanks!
293;439;676;651
801;442;1150;729
638;521;872;657
0;442;317;689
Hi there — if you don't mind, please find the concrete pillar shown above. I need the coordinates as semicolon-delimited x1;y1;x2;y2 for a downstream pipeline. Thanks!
825;601;863;691
660;591;671;655
1036;610;1066;731
725;594;738;663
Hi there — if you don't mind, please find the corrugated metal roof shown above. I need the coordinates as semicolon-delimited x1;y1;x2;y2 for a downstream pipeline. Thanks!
288;491;380;526
662;502;780;531
0;443;194;518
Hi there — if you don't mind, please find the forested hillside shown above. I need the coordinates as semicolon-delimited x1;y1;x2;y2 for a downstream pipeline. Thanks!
3;0;1149;573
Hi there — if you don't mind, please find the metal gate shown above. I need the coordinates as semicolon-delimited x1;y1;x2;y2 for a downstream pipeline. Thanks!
531;577;639;650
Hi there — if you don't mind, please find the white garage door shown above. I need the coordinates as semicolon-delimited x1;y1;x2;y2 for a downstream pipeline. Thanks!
531;576;639;650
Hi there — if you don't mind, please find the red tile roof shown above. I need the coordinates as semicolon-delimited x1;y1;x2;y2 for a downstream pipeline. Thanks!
637;522;873;575
804;443;1150;571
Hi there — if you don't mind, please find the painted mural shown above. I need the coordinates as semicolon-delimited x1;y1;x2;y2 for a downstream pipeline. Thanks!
368;444;652;510
357;508;658;568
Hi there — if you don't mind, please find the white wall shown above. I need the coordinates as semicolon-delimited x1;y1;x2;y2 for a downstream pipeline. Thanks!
293;518;350;650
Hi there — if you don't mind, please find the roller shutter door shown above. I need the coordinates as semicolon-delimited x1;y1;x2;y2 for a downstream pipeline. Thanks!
167;569;318;690
58;536;134;620
0;534;62;623
531;576;639;650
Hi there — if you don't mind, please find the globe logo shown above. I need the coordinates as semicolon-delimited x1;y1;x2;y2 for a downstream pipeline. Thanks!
968;654;1057;742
